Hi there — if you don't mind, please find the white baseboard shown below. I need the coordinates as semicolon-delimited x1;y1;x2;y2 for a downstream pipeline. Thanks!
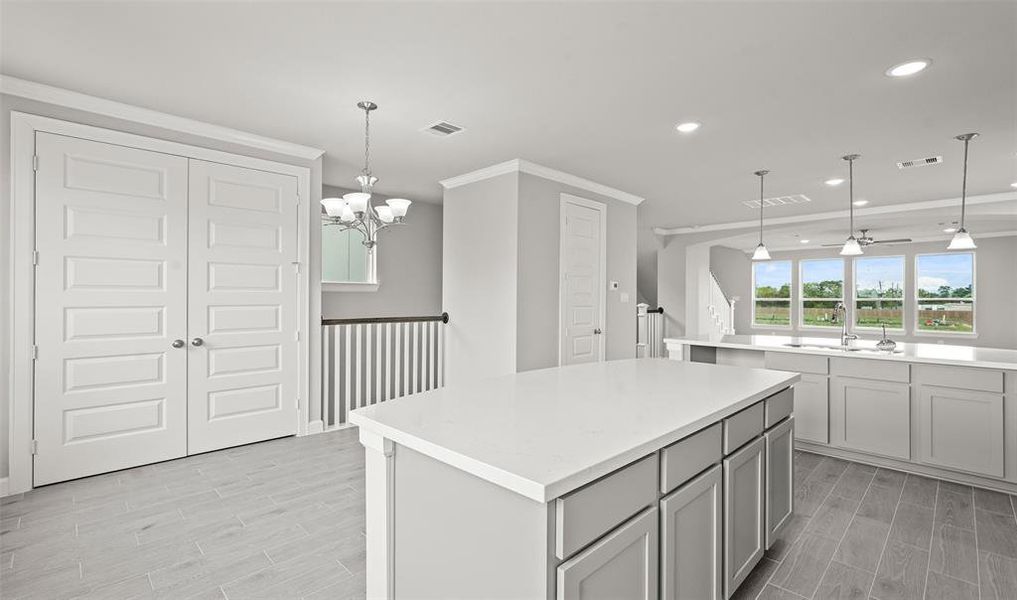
0;477;10;498
307;420;325;435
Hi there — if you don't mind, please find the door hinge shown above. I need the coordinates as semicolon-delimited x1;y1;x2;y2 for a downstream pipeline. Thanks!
31;440;38;455
294;330;300;342
31;345;38;361
291;261;300;274
32;155;39;172
32;250;39;265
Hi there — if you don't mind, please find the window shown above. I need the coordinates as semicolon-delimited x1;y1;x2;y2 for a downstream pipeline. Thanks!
799;259;844;328
916;252;974;334
752;260;792;327
322;221;374;284
854;256;905;330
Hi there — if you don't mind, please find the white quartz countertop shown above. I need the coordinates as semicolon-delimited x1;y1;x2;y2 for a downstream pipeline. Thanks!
349;359;798;503
665;334;1017;370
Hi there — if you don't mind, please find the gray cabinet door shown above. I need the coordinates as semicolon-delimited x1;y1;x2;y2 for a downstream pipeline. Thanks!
793;374;829;444
917;384;1005;477
765;417;794;549
724;436;765;599
661;464;722;600
557;506;659;600
830;376;911;460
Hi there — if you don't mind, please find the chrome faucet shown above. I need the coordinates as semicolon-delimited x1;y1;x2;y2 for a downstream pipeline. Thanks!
835;302;858;346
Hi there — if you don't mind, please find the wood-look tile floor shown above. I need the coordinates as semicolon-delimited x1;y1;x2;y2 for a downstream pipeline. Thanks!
736;451;1017;600
4;432;1017;600
1;428;366;600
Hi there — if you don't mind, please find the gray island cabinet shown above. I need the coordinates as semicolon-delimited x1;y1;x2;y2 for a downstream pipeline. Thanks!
350;359;799;599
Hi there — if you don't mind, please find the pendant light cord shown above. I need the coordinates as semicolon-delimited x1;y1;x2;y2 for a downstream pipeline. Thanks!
848;158;854;235
960;136;969;229
758;172;764;243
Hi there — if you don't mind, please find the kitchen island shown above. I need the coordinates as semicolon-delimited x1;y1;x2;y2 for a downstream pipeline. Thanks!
350;358;799;599
665;334;1017;495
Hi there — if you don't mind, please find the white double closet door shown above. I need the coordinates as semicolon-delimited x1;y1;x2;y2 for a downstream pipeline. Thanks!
33;132;299;486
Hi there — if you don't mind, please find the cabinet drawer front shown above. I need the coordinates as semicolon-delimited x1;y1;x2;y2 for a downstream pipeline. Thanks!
724;402;764;455
764;351;829;375
555;454;658;560
914;365;1003;393
660;423;722;494
918;385;1005;477
765;388;794;429
660;465;723;600
557;506;659;600
831;357;910;383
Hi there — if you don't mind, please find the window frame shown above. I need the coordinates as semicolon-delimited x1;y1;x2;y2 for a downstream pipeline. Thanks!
798;258;845;330
321;217;378;289
914;251;976;337
751;259;793;330
852;255;907;333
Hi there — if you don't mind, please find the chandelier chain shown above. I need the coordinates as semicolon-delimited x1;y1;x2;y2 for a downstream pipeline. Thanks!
363;106;371;176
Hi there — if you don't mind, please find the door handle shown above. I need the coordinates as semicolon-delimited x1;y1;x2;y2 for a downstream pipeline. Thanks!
191;337;204;347
593;328;603;335
171;339;185;348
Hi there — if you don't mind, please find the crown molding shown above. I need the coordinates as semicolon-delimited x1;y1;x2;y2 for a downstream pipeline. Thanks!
440;158;644;206
653;191;1017;236
0;75;325;161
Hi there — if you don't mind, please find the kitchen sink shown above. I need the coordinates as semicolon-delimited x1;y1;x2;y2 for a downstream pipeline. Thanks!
782;342;902;355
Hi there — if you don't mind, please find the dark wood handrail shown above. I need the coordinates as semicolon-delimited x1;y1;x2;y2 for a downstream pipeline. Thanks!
322;312;449;326
646;306;664;314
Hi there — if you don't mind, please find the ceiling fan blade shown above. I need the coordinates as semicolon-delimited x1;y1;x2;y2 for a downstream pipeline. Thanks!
820;242;844;247
872;238;913;244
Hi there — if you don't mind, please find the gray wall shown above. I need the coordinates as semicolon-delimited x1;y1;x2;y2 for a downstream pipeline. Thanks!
516;173;638;371
707;236;1017;349
0;93;324;479
320;185;443;320
442;173;520;383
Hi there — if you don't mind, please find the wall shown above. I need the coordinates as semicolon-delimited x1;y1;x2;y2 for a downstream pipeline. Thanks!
320;185;442;319
708;236;1017;349
442;173;520;384
516;173;639;371
0;94;323;479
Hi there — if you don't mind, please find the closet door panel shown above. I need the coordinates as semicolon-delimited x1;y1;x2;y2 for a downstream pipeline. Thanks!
187;160;299;453
33;132;189;485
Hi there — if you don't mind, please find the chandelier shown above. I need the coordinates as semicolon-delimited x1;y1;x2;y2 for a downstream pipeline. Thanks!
320;101;411;251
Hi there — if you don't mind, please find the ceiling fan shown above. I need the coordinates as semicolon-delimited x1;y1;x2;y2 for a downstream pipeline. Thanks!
821;229;912;247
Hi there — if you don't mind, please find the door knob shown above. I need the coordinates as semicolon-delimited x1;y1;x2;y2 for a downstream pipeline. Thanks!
594;328;603;335
191;338;204;347
171;339;185;348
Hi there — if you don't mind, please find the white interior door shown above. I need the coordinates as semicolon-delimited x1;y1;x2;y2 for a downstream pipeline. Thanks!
33;133;189;485
186;160;299;454
560;196;606;365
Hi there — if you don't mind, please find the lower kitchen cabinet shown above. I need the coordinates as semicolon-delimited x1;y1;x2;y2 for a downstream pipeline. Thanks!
830;375;911;460
917;384;1004;478
556;506;659;600
765;417;794;548
793;374;829;444
660;464;723;600
723;436;765;599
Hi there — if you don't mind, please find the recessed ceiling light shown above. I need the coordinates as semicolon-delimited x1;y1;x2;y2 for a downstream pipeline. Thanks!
943;227;958;233
886;59;931;77
800;239;810;244
675;122;701;133
825;178;844;186
1011;182;1017;188
853;199;869;206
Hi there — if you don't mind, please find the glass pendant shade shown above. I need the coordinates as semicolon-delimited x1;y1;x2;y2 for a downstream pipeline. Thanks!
340;205;356;223
751;243;771;261
386;198;411;218
840;236;864;256
320;197;346;217
947;228;977;250
374;205;394;223
343;192;371;214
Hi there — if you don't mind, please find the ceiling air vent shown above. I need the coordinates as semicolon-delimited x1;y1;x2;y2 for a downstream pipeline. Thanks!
742;194;812;209
424;121;464;137
897;155;943;169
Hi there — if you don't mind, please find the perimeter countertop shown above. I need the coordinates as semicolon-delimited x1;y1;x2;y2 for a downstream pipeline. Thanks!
349;359;798;503
665;334;1017;371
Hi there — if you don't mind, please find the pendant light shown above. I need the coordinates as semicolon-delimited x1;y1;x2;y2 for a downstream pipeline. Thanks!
751;169;771;261
839;154;864;256
947;133;978;250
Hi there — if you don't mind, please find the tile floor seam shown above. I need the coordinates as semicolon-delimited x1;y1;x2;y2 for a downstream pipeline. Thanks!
810;465;878;599
921;477;941;600
866;470;908;600
972;486;984;600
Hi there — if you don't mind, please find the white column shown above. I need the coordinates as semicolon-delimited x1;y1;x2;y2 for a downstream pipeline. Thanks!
360;428;395;599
